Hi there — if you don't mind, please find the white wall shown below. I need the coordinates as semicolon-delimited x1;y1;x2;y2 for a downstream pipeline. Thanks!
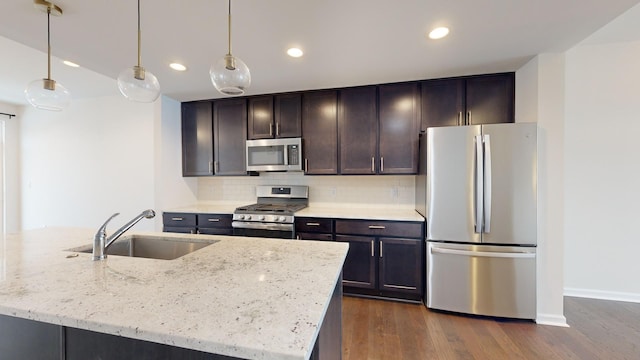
153;96;198;230
516;55;568;326
0;101;21;233
20;95;157;231
564;38;640;300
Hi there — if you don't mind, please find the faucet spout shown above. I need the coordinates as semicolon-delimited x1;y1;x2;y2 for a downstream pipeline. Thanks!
92;209;156;261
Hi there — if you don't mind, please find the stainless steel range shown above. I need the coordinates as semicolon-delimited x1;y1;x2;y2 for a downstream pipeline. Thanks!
232;185;308;239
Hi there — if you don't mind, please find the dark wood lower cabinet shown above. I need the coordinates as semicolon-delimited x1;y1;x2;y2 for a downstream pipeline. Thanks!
336;235;376;289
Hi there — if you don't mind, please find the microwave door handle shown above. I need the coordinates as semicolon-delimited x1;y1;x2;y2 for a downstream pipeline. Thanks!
283;145;289;166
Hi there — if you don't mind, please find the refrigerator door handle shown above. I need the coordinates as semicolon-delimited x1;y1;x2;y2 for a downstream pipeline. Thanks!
431;246;535;259
483;134;492;233
474;135;484;233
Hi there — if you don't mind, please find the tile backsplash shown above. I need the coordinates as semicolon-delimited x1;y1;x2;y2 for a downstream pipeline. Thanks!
198;173;415;209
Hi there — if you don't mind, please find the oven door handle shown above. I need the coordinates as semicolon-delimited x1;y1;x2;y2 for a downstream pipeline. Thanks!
232;221;294;231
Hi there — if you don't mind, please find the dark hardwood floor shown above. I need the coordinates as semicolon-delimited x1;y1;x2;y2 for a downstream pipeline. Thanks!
342;296;640;359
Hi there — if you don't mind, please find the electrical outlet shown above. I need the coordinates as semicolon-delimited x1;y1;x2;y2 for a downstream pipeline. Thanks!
329;187;337;197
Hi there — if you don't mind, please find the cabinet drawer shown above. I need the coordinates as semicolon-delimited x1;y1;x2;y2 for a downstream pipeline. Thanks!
163;226;196;234
297;232;334;241
198;227;233;236
163;213;197;227
295;217;333;233
197;214;232;228
335;220;423;238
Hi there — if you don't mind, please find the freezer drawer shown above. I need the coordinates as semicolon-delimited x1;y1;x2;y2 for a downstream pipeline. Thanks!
426;242;536;319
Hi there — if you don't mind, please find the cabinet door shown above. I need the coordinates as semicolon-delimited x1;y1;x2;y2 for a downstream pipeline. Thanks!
248;96;274;139
378;237;423;297
465;73;515;125
181;101;213;176
302;91;338;174
420;79;464;132
339;86;378;174
336;235;376;289
275;93;302;138
378;83;420;174
213;99;248;175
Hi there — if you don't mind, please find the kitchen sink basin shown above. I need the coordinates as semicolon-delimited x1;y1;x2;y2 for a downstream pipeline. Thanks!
67;235;216;260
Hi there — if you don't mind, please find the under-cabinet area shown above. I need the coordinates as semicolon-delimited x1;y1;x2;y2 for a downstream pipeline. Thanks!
181;72;514;178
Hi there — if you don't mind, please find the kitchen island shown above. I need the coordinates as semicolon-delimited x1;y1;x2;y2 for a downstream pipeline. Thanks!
0;228;348;359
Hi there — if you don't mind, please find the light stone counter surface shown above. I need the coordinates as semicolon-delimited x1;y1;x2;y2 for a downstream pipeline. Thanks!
295;206;425;222
0;228;348;360
166;203;426;222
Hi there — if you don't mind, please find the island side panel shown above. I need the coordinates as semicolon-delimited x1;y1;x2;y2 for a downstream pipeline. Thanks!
312;272;343;360
0;314;63;360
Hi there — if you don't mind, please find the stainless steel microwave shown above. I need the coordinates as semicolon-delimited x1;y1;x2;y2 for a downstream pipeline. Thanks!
246;138;303;172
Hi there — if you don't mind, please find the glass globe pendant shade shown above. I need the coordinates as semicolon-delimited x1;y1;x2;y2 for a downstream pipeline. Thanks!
210;54;251;96
117;65;160;103
24;78;71;111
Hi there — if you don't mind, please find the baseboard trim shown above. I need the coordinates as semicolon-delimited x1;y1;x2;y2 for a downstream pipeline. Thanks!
564;288;640;303
535;313;569;327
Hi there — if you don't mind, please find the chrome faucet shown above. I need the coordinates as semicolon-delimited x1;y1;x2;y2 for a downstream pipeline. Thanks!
92;209;156;261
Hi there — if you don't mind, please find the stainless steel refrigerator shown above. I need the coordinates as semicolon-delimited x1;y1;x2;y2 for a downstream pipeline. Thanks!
415;123;537;319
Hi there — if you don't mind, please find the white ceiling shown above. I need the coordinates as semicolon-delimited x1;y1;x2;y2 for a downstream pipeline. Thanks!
1;0;639;106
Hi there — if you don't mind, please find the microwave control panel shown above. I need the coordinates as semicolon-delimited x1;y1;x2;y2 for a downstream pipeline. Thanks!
288;145;299;165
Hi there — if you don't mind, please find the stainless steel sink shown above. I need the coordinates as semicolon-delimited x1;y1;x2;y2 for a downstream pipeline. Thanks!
67;235;216;260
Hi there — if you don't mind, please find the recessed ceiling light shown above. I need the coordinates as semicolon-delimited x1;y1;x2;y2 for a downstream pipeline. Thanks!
169;63;187;71
428;27;450;40
63;60;80;68
287;48;303;58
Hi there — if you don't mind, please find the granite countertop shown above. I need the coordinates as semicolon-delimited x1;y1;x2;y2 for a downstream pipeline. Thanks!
165;203;425;222
0;228;348;360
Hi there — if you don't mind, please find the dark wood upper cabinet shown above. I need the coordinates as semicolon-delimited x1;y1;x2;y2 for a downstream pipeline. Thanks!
181;101;213;176
421;73;514;131
302;90;338;175
465;74;515;125
378;83;420;174
248;94;301;139
274;93;302;138
213;98;247;176
339;86;378;174
247;96;273;139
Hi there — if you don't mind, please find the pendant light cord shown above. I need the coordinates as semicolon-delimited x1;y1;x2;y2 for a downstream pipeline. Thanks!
137;0;142;68
227;0;232;55
47;7;51;80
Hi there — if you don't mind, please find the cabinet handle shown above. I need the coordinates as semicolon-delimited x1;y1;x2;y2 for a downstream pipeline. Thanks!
276;122;280;136
371;157;375;172
368;225;386;230
171;217;184;221
380;157;384;173
457;112;462;126
214;161;219;173
371;240;374;257
379;241;383;258
208;218;220;222
306;222;320;226
296;235;300;240
190;229;196;234
208;161;213;174
467;111;471;126
305;158;308;173
269;123;273;137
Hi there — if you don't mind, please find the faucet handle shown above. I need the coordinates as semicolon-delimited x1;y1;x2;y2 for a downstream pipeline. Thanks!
96;213;120;236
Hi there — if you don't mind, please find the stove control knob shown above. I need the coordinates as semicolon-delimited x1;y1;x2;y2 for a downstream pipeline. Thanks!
278;216;286;222
245;215;252;220
237;215;244;220
259;215;265;221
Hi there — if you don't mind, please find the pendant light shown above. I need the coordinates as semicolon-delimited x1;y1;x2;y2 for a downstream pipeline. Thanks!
24;0;71;111
117;0;160;103
210;0;251;96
